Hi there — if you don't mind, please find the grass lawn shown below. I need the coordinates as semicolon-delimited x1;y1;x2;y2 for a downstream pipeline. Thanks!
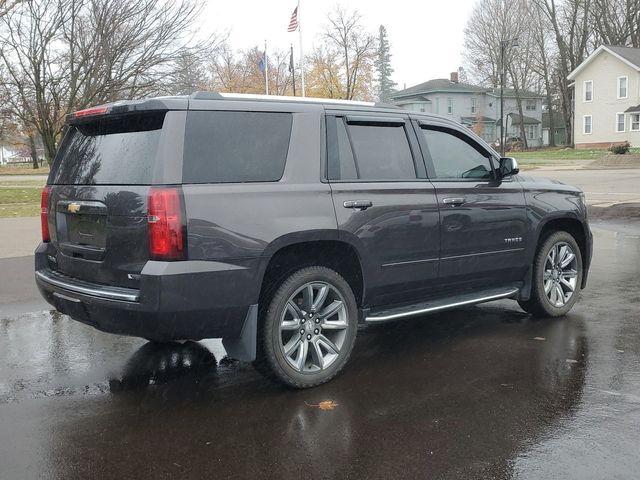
0;165;49;175
510;147;640;166
0;185;42;218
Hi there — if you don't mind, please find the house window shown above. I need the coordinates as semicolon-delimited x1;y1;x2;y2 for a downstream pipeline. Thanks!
583;115;592;134
447;98;453;115
618;76;628;99
526;100;536;111
584;81;593;102
616;113;625;133
631;114;640;131
526;125;538;140
471;98;477;114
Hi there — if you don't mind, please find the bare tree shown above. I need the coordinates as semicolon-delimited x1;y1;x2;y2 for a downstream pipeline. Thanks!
591;0;640;47
534;0;593;145
0;0;212;161
322;6;376;100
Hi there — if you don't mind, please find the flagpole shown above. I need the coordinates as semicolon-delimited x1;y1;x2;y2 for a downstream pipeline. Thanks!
290;43;297;96
297;0;306;97
264;39;269;95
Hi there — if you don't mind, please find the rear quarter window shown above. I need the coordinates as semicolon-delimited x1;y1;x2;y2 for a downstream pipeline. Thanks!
182;111;293;184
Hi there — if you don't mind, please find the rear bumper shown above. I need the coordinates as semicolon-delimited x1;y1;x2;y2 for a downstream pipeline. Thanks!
35;244;260;341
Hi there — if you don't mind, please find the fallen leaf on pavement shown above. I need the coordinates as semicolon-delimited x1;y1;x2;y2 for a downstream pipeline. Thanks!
305;400;338;410
533;337;546;341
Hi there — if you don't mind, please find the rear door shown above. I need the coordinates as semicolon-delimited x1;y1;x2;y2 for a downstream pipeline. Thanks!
326;112;440;307
413;119;528;287
46;110;184;288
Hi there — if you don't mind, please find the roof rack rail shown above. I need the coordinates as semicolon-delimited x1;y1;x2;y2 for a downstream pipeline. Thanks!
189;91;224;100
374;102;401;109
188;91;380;107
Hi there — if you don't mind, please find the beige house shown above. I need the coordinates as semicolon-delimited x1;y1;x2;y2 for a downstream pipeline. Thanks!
569;45;640;149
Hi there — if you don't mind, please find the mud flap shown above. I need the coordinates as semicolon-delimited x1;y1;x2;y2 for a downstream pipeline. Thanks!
222;304;257;362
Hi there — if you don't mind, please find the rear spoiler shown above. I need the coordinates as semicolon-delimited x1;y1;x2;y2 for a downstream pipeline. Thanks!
66;97;188;124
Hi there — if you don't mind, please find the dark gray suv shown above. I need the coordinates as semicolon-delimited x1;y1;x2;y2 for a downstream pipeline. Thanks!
35;92;593;388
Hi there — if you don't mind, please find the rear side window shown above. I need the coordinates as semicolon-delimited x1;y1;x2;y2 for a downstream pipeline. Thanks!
327;117;416;181
50;112;165;185
183;111;292;183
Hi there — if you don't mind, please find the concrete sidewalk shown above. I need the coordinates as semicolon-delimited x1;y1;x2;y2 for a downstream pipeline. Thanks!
0;217;40;259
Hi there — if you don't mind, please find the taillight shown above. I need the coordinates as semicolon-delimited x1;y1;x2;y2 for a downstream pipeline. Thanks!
41;186;51;242
74;105;110;118
148;187;185;260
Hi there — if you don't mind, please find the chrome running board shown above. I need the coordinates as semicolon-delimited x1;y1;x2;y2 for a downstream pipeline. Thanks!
365;286;520;323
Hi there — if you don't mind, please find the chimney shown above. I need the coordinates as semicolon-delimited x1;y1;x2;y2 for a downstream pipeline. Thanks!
450;72;459;84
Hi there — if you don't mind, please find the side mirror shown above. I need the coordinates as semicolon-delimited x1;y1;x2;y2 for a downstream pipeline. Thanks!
498;157;519;177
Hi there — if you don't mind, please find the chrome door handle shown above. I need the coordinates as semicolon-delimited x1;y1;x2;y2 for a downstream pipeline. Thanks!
442;197;465;207
343;200;373;211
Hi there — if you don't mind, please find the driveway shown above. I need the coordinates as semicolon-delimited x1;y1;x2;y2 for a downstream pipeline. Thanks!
1;221;639;479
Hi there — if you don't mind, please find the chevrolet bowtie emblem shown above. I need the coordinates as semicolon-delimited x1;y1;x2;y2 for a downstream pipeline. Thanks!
67;203;81;214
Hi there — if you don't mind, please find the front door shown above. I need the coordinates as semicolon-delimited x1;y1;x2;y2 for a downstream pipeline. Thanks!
414;120;528;288
326;113;440;307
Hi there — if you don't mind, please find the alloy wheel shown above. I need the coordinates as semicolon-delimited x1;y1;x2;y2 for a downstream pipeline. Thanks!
279;282;349;373
544;241;579;307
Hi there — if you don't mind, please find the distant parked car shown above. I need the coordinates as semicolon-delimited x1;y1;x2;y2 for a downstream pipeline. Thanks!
35;92;593;388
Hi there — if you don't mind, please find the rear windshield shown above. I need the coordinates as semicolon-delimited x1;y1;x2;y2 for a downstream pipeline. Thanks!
49;112;166;185
182;111;292;183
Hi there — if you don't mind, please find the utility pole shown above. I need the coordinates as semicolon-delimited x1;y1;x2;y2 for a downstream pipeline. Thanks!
500;38;518;157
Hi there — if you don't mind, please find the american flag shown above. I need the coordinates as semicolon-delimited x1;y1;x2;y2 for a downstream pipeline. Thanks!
287;6;298;32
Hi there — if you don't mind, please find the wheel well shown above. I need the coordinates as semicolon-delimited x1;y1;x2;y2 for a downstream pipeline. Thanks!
259;241;364;308
538;218;587;266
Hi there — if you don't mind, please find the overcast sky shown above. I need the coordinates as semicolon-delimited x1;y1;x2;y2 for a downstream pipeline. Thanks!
201;0;477;90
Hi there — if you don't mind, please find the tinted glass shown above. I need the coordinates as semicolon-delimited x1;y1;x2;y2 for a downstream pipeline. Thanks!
183;111;292;183
422;128;493;180
50;113;165;185
327;117;357;180
347;124;416;180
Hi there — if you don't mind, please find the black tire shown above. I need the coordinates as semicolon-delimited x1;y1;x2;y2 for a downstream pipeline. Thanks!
255;266;358;388
519;230;583;317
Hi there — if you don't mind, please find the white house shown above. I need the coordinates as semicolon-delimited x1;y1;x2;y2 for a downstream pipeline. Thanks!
390;73;545;147
569;45;640;148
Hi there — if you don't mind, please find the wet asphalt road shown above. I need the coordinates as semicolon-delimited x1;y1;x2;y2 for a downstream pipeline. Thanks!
1;220;640;479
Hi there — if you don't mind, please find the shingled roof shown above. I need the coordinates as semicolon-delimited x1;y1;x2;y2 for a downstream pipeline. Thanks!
391;79;486;98
568;45;640;80
391;79;543;100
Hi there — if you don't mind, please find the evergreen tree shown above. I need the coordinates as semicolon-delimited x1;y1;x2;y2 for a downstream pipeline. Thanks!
375;25;396;102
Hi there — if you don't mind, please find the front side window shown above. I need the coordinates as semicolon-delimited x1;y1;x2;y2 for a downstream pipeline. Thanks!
583;115;592;134
526;99;537;111
631;114;640;131
471;98;477;114
618;76;628;99
616;113;625;132
182;111;292;183
584;81;593;102
421;127;493;180
447;98;453;115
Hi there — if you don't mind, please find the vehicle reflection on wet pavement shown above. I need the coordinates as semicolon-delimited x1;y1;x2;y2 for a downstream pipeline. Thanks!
1;221;639;479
